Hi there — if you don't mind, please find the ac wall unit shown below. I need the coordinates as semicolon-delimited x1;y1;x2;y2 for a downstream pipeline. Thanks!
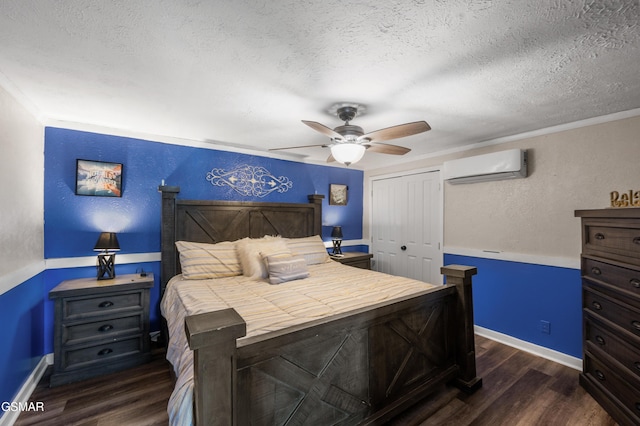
443;149;528;184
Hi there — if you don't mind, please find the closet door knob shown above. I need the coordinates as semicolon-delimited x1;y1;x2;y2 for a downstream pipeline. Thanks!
400;245;407;251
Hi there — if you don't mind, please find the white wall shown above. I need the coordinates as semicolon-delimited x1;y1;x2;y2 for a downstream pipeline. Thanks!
365;114;640;263
0;85;44;287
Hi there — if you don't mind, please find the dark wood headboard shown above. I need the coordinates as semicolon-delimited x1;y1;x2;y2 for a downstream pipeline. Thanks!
159;186;324;294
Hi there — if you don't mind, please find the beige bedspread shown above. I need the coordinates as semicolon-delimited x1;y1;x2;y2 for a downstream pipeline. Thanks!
161;260;436;425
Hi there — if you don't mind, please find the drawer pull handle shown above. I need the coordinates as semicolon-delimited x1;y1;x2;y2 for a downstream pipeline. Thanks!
634;237;640;245
633;321;640;331
595;335;605;345
590;267;601;276
98;324;113;332
595;370;605;381
632;279;640;289
595;233;605;240
98;348;113;356
98;301;114;308
592;301;602;310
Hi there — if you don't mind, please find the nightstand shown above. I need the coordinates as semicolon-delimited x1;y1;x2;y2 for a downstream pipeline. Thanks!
49;273;153;387
331;251;373;270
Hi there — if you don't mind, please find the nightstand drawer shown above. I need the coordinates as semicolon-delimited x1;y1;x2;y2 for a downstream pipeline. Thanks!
63;291;144;319
64;313;144;345
62;336;144;371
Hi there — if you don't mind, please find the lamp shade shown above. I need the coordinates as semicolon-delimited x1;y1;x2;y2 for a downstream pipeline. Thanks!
331;226;343;240
94;232;120;252
330;143;366;166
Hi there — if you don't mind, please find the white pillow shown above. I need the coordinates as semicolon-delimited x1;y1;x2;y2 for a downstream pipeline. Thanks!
236;237;291;279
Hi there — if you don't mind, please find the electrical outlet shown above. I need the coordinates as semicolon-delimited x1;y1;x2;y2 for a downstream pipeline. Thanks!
540;320;551;334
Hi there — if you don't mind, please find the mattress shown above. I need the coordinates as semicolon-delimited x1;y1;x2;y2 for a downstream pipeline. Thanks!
161;260;436;425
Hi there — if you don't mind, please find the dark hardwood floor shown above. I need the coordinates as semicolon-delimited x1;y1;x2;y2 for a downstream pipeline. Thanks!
16;335;615;426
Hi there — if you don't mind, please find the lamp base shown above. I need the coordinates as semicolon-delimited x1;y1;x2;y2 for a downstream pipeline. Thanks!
97;253;116;280
332;240;342;255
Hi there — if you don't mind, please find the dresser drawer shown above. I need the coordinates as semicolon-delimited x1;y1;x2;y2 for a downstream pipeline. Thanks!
585;316;640;380
583;219;640;262
584;287;640;338
63;291;144;319
584;353;640;421
63;314;143;345
61;336;144;371
584;256;640;300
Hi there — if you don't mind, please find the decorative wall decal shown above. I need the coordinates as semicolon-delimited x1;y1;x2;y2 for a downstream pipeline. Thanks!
206;165;293;197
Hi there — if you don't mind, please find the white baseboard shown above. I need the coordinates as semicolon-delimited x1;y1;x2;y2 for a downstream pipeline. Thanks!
475;325;582;371
0;354;53;426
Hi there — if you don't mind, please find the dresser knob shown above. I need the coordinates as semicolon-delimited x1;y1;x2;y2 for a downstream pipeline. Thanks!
595;233;605;240
595;370;605;381
98;348;113;356
592;301;602;310
98;324;114;332
595;335;605;345
98;301;114;308
590;267;601;276
633;321;640;331
634;237;640;245
636;403;640;412
632;279;640;289
635;362;640;371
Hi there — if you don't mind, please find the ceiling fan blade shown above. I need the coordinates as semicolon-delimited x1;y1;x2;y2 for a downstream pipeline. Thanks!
366;143;411;155
269;143;328;151
360;121;431;143
302;120;344;140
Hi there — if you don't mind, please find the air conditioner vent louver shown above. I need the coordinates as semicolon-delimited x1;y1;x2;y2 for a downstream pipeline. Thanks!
443;149;527;184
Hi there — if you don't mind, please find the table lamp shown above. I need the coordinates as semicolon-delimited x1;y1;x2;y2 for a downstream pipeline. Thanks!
94;232;120;280
331;226;343;255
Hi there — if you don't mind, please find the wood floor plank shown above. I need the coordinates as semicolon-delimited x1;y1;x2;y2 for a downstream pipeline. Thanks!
15;336;616;426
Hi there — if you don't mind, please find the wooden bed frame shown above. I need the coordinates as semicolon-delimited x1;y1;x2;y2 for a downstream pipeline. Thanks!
159;186;482;425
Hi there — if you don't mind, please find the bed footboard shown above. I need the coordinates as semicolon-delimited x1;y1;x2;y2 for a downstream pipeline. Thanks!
185;265;481;425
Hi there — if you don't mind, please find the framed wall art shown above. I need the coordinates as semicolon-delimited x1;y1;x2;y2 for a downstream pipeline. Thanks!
329;184;348;206
75;159;123;197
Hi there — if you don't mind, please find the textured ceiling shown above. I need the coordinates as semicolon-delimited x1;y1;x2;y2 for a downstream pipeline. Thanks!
1;0;639;169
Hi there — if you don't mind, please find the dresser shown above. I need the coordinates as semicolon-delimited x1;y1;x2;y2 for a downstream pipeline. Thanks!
575;208;640;424
331;251;373;270
49;273;153;387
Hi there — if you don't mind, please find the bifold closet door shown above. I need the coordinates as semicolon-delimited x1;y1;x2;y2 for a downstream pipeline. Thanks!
372;171;442;284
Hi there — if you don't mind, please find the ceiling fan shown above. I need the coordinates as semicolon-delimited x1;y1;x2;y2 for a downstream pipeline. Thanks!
269;104;431;166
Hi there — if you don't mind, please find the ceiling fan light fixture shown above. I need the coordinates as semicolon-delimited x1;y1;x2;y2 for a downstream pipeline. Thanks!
330;143;366;166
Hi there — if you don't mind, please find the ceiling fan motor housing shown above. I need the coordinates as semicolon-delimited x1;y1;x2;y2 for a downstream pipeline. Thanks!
334;124;364;141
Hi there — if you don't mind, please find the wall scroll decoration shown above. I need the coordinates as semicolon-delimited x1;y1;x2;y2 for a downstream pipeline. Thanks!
206;165;293;197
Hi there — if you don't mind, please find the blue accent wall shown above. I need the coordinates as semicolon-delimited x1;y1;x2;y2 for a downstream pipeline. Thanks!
0;273;45;405
445;254;582;358
40;127;364;353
